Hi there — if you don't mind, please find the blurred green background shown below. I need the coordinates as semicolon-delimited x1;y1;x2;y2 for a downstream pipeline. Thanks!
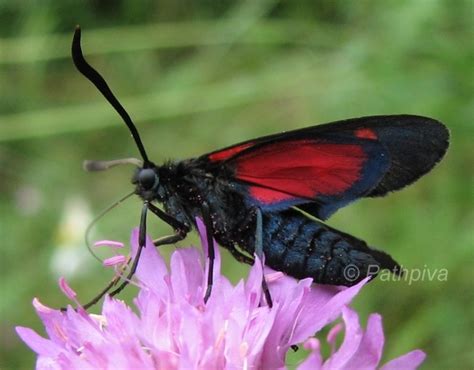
1;0;472;369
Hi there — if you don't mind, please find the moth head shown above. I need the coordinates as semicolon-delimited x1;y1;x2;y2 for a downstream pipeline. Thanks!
136;168;158;190
132;166;161;196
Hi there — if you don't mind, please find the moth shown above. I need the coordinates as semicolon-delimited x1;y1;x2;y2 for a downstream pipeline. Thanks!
72;27;449;309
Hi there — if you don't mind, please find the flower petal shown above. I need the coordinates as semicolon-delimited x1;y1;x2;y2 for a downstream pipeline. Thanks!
37;356;63;370
323;306;363;369
102;296;140;341
343;313;384;370
131;228;168;297
170;247;205;305
291;277;369;344
380;349;426;370
327;322;344;354
244;255;264;308
15;327;63;357
298;338;323;370
58;277;77;300
32;299;70;347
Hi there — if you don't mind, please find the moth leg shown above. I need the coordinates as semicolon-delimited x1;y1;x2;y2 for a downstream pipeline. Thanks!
78;201;149;310
72;274;121;311
148;202;189;232
108;201;149;298
201;201;215;304
153;230;187;247
85;204;187;309
226;244;255;265
255;208;273;308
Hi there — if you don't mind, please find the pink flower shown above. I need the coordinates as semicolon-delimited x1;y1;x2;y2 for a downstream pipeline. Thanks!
16;219;426;369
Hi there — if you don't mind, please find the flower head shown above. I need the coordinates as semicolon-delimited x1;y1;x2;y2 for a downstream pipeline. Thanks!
17;219;425;369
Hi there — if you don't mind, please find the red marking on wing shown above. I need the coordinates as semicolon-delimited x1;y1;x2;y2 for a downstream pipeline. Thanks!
208;142;254;162
355;128;378;140
249;187;293;203
235;140;367;204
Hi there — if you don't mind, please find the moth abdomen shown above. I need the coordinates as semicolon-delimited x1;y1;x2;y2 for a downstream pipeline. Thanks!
262;210;398;286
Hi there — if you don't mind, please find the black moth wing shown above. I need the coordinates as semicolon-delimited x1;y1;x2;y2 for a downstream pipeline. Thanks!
335;115;450;197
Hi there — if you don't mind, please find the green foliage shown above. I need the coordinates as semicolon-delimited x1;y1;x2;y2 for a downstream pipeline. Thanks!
1;1;472;368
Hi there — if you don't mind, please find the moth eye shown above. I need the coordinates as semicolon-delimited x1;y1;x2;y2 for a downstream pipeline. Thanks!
138;168;158;190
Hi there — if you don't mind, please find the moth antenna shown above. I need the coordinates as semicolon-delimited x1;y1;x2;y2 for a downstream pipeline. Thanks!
85;190;136;263
83;158;143;172
72;25;151;166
